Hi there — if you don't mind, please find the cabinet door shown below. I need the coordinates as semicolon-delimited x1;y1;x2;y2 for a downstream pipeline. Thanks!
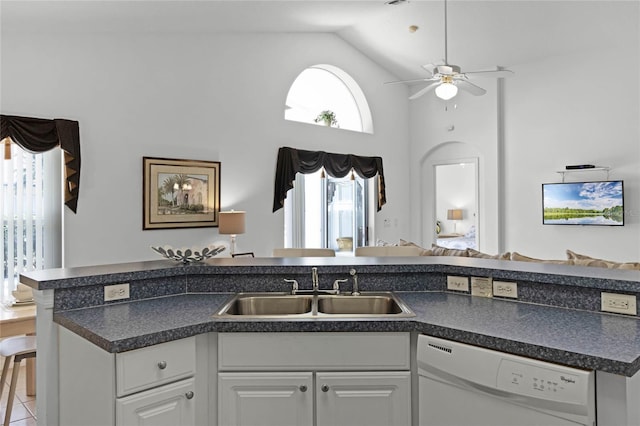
218;372;313;426
316;371;411;426
116;378;195;426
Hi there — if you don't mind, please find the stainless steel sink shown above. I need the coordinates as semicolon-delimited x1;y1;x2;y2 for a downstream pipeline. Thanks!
216;294;313;316
317;294;404;315
214;292;414;318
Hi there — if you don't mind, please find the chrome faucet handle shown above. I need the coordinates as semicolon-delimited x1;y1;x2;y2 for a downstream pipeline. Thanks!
311;267;319;291
284;279;299;294
349;268;360;296
333;279;348;294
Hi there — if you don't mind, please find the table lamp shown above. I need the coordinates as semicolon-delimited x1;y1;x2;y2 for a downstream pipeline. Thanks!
447;209;463;233
219;211;246;255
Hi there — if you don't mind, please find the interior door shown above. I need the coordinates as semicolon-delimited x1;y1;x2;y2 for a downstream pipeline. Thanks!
434;160;478;248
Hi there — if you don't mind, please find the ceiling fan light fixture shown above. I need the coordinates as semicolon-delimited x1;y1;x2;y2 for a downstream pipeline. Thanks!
435;82;458;100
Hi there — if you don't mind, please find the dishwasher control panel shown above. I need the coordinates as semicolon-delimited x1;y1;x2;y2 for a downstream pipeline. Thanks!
497;358;588;404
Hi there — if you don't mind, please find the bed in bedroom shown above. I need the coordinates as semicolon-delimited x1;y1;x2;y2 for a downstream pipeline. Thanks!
436;226;477;249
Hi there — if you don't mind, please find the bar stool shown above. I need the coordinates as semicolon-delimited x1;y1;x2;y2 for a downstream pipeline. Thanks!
0;336;36;426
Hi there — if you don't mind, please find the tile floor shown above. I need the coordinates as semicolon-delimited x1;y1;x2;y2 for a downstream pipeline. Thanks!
0;358;36;425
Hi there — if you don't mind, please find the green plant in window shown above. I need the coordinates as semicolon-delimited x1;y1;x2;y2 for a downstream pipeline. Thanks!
314;110;339;127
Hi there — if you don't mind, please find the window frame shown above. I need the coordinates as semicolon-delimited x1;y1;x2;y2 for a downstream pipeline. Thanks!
284;64;373;134
284;171;375;255
1;147;61;301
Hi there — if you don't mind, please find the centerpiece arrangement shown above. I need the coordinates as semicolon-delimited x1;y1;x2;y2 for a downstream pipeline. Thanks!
151;245;225;263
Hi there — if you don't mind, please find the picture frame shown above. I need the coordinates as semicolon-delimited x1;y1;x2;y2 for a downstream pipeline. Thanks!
143;157;221;230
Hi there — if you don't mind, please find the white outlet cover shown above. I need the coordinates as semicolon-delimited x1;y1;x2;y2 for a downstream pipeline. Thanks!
104;283;130;302
601;292;637;315
493;281;518;299
471;277;493;298
447;276;469;292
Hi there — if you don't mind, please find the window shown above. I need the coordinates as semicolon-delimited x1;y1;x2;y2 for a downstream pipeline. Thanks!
284;64;373;134
281;66;376;253
284;170;373;255
1;146;61;301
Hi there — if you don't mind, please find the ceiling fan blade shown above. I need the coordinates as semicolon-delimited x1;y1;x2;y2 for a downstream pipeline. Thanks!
421;64;436;78
384;77;438;85
456;80;486;96
465;69;515;78
409;81;440;100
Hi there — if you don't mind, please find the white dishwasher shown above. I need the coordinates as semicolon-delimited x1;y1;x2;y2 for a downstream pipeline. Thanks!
418;335;596;426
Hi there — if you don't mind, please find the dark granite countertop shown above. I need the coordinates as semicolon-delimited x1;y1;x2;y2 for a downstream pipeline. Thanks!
22;256;640;292
53;291;640;377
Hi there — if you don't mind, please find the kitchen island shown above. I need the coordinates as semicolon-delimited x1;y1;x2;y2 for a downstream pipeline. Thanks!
21;256;640;425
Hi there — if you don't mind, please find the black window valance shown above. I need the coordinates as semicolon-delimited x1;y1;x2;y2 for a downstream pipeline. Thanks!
273;146;386;213
1;114;81;213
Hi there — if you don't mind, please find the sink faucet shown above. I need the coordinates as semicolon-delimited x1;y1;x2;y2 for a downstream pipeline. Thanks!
333;279;348;295
284;279;299;294
350;268;360;296
312;267;319;292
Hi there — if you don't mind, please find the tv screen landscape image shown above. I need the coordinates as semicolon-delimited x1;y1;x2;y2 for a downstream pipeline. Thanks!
542;180;624;226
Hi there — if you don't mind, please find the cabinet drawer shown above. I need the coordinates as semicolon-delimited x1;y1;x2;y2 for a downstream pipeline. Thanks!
116;377;196;426
116;336;196;397
219;332;410;371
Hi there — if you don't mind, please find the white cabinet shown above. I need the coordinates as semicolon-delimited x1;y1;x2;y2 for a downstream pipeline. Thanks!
59;328;410;426
217;332;411;426
316;372;411;426
59;328;204;426
218;371;410;426
218;372;313;426
116;378;196;426
114;340;197;426
115;336;196;397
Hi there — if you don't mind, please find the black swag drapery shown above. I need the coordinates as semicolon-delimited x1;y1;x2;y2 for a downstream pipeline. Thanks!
1;114;81;213
273;146;386;213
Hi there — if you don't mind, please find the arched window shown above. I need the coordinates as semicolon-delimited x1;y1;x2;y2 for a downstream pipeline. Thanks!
284;64;373;134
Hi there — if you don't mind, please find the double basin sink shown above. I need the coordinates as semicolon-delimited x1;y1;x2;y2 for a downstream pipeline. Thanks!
214;291;415;319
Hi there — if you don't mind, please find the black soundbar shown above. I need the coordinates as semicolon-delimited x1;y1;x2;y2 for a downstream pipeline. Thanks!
565;164;596;170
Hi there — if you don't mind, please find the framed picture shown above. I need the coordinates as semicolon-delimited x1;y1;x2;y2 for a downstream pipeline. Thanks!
143;157;221;230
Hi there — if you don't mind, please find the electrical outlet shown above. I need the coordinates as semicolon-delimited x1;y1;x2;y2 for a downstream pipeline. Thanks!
493;281;518;299
601;292;637;315
447;276;469;292
104;283;130;302
471;277;493;298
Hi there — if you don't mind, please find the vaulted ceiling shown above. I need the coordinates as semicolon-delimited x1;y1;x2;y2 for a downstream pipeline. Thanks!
1;1;636;82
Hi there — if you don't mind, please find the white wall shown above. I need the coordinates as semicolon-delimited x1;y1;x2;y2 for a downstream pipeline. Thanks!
410;43;639;262
1;31;410;266
3;8;638;266
503;46;639;261
409;80;501;254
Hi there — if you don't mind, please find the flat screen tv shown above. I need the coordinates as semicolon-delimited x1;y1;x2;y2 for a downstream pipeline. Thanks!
542;180;624;226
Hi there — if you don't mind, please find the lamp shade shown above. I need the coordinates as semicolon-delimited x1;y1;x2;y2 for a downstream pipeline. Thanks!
447;209;463;220
219;211;246;235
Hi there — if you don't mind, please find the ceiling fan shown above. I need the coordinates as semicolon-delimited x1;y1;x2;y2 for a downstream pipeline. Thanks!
386;0;513;101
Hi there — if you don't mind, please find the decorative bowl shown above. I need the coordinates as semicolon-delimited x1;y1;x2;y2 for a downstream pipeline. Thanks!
151;245;225;263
